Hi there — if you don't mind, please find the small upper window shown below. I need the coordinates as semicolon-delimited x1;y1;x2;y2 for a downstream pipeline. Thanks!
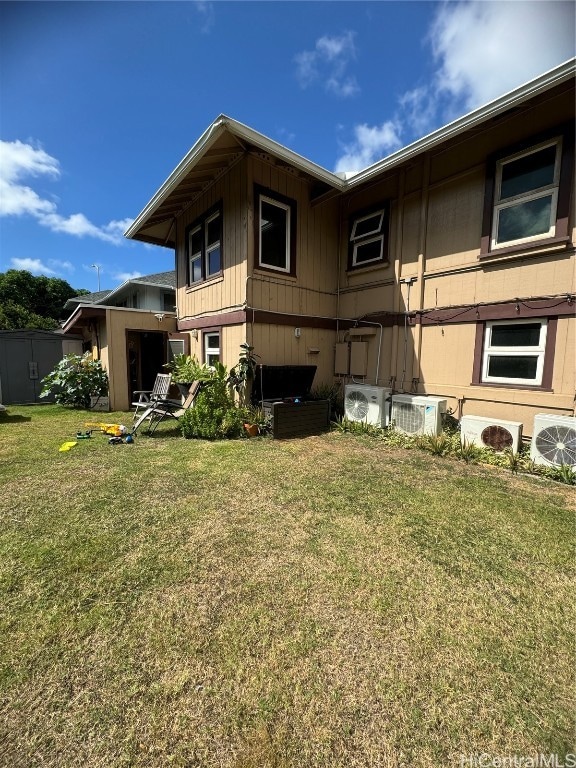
187;204;222;285
255;186;296;275
491;140;561;249
349;206;388;268
482;319;548;386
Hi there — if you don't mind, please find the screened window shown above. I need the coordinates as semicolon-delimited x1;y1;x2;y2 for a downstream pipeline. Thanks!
349;206;388;268
491;140;561;249
482;319;547;385
204;332;220;368
187;204;222;285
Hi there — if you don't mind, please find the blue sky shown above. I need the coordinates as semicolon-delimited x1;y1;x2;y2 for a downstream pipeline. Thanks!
1;1;574;294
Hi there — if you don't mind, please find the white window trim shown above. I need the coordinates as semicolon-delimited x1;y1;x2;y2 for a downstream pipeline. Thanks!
204;211;221;277
482;318;548;386
352;235;384;267
350;208;387;268
259;194;291;273
350;211;384;241
188;224;203;284
491;138;561;250
204;332;220;368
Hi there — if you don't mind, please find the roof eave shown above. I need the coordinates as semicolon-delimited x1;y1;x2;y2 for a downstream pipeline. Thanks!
124;115;345;242
346;58;576;188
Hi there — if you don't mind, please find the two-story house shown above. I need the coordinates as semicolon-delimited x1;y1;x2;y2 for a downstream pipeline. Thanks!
125;60;575;434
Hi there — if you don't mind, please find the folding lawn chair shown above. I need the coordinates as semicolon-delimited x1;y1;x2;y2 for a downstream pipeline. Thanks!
131;373;172;424
131;381;202;436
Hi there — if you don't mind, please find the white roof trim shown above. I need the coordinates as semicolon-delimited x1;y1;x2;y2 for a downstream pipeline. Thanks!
346;58;575;186
125;116;344;240
125;58;575;239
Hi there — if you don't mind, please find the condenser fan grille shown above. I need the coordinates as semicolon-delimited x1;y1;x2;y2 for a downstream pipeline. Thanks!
345;390;369;420
393;403;425;434
481;425;513;451
535;425;576;466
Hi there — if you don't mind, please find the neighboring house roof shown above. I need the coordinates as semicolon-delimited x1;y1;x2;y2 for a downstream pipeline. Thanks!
125;58;575;249
65;270;175;309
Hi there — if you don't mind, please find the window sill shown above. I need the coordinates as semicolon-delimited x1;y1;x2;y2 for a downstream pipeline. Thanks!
479;236;571;262
470;381;553;393
254;267;297;281
185;273;224;293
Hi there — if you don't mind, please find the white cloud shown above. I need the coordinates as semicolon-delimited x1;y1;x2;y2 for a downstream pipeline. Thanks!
335;1;575;173
334;121;403;174
0;139;132;245
430;1;575;111
11;257;57;275
295;31;359;98
194;1;215;34
114;271;143;282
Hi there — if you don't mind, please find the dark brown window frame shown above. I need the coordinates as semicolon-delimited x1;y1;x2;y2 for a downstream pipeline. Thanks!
185;201;224;287
254;184;297;277
471;316;557;391
347;201;390;272
480;123;574;259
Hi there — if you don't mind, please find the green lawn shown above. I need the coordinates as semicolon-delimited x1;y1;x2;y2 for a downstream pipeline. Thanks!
0;405;574;767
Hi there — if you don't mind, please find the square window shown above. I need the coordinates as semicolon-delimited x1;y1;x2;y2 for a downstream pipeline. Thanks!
482;319;547;386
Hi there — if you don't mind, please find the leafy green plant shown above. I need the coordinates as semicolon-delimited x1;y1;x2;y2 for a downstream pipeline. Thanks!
179;362;244;440
40;353;108;409
228;344;259;404
242;405;272;435
417;432;452;456
163;353;203;384
546;463;576;485
310;382;344;419
457;438;482;464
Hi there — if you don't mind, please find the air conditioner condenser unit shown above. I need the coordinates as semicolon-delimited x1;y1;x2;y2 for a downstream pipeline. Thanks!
460;415;523;453
344;385;391;427
390;394;447;436
530;414;576;468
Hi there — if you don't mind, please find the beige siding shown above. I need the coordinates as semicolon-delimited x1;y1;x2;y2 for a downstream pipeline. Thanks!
176;160;248;325
248;157;340;320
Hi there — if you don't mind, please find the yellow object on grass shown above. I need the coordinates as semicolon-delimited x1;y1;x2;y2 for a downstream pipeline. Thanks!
85;422;126;436
59;441;78;452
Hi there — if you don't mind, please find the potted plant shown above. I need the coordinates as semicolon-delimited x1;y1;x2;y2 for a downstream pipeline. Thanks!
242;405;271;437
164;354;202;398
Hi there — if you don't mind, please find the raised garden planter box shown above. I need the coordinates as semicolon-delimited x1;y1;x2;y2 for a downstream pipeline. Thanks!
262;399;330;439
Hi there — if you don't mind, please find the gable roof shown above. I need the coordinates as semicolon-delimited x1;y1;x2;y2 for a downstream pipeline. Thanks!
65;270;175;309
125;58;575;249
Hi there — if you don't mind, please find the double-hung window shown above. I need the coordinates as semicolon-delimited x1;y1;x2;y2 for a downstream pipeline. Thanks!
492;140;561;249
349;205;389;269
255;186;296;275
482;319;548;386
187;204;222;285
481;124;573;256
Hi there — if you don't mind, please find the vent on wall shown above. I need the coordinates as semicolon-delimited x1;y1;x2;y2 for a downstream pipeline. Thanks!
390;395;447;436
460;415;523;454
530;414;576;468
344;385;391;427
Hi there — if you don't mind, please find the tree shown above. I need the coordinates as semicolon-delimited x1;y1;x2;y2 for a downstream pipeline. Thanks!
0;270;89;330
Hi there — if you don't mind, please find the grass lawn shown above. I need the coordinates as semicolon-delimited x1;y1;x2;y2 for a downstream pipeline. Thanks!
0;405;574;767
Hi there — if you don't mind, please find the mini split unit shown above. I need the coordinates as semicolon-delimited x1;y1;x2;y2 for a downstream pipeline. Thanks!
460;415;523;454
390;394;447;437
344;385;391;427
530;414;576;468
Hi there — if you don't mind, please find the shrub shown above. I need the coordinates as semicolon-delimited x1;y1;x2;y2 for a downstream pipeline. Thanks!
40;353;108;409
178;362;245;440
